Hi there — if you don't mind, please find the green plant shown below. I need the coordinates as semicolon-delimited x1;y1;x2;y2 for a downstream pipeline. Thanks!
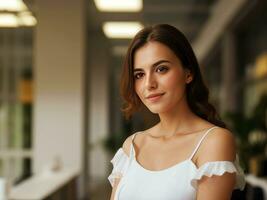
223;93;267;172
103;132;128;154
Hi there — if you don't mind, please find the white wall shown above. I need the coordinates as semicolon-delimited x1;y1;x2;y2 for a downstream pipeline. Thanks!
87;33;110;183
33;0;85;173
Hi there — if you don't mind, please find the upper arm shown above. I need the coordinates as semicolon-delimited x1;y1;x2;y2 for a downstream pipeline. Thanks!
197;128;236;165
122;135;132;157
110;178;121;200
196;128;237;200
110;135;133;200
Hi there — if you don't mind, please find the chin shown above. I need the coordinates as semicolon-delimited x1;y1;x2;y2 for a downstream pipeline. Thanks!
146;104;174;114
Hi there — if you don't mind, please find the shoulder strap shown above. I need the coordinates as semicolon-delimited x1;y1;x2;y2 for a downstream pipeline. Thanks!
129;133;138;159
189;126;218;160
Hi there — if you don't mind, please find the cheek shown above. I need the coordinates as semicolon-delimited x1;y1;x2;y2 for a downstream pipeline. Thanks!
162;72;186;91
134;81;143;98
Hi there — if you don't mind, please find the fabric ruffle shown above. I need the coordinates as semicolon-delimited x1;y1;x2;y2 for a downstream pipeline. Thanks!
190;155;246;190
108;148;129;187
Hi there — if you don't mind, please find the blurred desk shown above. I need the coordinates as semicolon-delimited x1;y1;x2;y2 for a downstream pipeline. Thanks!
9;168;79;200
246;174;267;200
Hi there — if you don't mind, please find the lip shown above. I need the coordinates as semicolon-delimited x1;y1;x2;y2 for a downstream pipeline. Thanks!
146;93;165;102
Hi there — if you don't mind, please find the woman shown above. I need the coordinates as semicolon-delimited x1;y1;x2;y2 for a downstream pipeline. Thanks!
108;24;245;200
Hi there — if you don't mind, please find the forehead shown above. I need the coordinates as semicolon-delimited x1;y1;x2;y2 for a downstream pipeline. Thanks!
133;41;179;68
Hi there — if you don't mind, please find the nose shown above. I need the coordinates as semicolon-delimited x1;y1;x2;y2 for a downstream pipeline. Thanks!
145;73;157;90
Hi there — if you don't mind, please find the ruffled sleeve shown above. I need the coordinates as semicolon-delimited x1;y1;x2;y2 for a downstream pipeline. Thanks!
108;148;129;187
190;155;246;190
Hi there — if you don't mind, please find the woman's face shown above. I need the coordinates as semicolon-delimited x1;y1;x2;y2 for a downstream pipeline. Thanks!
133;41;192;114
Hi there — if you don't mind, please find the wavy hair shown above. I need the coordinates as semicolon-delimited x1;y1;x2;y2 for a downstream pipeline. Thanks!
120;24;226;128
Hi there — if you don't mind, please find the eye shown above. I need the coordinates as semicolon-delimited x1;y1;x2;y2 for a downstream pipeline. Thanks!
156;65;169;73
134;72;144;80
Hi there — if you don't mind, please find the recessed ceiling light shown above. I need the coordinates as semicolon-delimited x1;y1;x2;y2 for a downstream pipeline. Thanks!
0;0;37;27
0;13;19;27
94;0;142;12
18;12;37;26
0;0;27;12
103;22;143;39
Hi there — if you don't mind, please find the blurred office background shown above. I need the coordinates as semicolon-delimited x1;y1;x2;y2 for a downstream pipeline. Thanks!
0;0;266;199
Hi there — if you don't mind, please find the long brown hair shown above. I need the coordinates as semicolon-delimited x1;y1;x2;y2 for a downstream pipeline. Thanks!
120;24;226;128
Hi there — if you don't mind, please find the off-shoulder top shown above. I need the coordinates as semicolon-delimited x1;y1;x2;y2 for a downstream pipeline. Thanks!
108;126;246;200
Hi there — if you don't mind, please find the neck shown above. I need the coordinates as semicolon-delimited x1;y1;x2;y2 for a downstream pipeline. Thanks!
155;97;205;139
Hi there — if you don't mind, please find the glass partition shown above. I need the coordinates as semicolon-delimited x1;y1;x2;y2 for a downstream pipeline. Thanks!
0;28;33;185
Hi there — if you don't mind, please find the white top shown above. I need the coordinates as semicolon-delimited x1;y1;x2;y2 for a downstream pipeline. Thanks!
108;126;246;200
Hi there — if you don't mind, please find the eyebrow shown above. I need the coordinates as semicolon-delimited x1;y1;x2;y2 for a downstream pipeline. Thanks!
134;60;171;72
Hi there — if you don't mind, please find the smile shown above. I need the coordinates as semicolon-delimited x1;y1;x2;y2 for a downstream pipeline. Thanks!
146;93;165;102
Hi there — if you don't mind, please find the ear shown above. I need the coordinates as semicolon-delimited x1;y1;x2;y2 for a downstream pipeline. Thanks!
185;69;193;84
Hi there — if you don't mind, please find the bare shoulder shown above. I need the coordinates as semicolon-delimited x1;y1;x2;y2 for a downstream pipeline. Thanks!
121;124;157;157
121;135;133;157
204;127;236;149
122;131;143;157
197;127;236;166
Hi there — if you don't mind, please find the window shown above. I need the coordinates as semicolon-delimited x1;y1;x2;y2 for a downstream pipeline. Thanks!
0;28;33;185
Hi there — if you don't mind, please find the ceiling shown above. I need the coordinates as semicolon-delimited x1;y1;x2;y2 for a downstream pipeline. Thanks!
22;0;219;57
87;0;217;44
